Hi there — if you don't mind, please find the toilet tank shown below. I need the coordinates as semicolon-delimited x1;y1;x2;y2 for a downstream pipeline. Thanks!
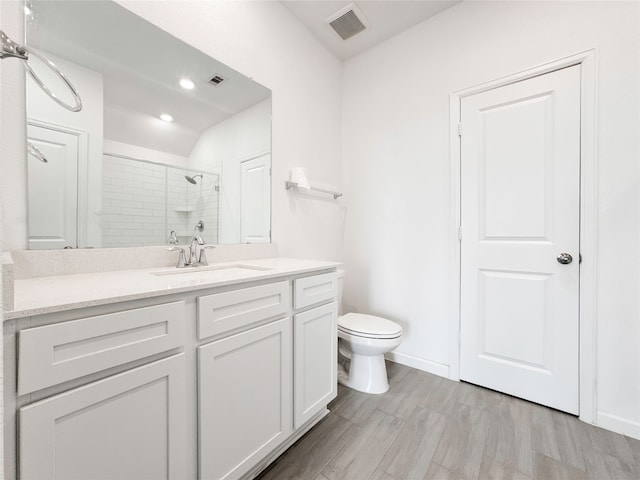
337;269;345;315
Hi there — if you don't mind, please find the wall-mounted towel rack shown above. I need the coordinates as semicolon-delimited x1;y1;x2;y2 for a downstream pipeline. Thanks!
27;143;47;163
285;180;343;199
1;30;82;112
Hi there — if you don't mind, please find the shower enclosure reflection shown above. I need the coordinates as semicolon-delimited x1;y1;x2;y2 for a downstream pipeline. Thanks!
102;154;219;248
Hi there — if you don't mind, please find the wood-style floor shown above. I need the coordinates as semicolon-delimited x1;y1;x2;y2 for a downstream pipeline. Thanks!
258;362;640;480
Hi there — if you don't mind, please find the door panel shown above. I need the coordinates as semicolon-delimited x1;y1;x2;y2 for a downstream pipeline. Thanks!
478;270;550;369
482;94;551;240
27;123;80;249
240;154;270;244
460;65;581;414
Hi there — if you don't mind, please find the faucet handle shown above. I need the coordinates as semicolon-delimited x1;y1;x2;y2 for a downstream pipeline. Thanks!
198;245;216;266
166;246;188;268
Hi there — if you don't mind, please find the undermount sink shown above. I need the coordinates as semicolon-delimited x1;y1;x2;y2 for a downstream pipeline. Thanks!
150;264;272;276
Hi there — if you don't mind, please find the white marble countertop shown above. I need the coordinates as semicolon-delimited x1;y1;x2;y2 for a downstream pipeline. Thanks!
5;257;340;320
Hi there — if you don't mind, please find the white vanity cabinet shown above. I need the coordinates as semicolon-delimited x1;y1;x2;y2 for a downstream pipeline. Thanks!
20;354;187;480
293;273;338;429
197;281;291;480
15;301;188;480
7;265;339;480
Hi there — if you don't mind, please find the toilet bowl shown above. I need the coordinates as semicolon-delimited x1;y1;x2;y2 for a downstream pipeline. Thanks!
337;313;402;394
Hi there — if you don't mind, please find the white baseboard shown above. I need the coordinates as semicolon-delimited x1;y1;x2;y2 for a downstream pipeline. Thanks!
596;411;640;440
385;351;449;378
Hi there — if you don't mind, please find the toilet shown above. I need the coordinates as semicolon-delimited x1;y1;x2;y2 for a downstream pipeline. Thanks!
336;271;403;394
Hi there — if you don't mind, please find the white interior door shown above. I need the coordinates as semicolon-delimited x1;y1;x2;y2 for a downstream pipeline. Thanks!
240;154;270;243
459;65;581;414
27;123;80;249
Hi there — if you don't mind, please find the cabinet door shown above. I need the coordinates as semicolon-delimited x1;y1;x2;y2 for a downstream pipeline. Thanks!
20;354;186;480
294;302;337;429
199;318;291;480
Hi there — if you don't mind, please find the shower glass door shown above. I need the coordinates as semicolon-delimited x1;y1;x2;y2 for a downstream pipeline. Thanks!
102;154;220;247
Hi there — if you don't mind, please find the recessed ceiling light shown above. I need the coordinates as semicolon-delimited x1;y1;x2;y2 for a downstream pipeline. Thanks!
160;113;173;122
179;78;195;90
24;5;32;15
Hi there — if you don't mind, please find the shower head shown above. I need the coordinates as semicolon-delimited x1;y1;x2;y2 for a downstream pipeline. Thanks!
185;174;203;185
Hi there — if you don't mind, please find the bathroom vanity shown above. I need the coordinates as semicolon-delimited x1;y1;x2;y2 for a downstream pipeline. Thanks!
3;255;339;480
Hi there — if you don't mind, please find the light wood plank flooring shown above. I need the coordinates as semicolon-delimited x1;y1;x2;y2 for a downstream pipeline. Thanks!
258;362;640;480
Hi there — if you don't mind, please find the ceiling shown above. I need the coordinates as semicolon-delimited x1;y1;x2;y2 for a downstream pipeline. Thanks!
281;0;462;60
24;1;460;156
27;0;270;157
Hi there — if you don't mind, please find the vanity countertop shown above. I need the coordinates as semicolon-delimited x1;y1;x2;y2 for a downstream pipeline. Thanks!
5;257;340;320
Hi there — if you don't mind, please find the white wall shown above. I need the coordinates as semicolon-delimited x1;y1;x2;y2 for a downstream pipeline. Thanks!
342;1;640;437
1;0;26;252
0;2;21;474
0;14;3;480
189;99;270;243
118;0;344;260
0;4;5;476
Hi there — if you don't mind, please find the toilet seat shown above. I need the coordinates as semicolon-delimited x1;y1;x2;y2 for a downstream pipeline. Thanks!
338;313;402;340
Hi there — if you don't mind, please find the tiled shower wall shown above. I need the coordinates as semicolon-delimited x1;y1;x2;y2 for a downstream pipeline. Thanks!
166;168;219;245
102;155;166;247
102;155;219;247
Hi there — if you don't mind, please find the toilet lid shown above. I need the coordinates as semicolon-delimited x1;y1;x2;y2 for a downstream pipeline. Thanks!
338;313;402;339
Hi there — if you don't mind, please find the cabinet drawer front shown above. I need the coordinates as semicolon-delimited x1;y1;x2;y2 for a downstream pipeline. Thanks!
20;354;187;480
197;281;290;341
294;272;337;310
18;301;185;395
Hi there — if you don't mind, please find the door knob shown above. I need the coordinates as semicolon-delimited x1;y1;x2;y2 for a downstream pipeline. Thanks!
557;253;573;265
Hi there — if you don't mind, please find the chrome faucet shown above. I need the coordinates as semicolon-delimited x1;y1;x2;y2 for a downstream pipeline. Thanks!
168;230;179;245
167;220;215;268
189;233;205;265
167;246;188;268
189;220;206;265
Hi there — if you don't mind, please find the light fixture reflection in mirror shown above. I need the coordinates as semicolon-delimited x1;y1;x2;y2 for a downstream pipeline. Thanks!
25;0;272;249
179;78;195;90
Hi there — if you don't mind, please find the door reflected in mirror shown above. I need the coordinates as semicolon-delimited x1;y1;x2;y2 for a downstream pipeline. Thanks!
25;0;271;249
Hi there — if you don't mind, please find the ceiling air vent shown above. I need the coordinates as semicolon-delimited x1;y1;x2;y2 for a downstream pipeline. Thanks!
326;3;368;41
209;75;225;86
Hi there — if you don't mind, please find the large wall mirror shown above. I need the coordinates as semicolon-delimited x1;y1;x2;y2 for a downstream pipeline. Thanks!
25;0;271;249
